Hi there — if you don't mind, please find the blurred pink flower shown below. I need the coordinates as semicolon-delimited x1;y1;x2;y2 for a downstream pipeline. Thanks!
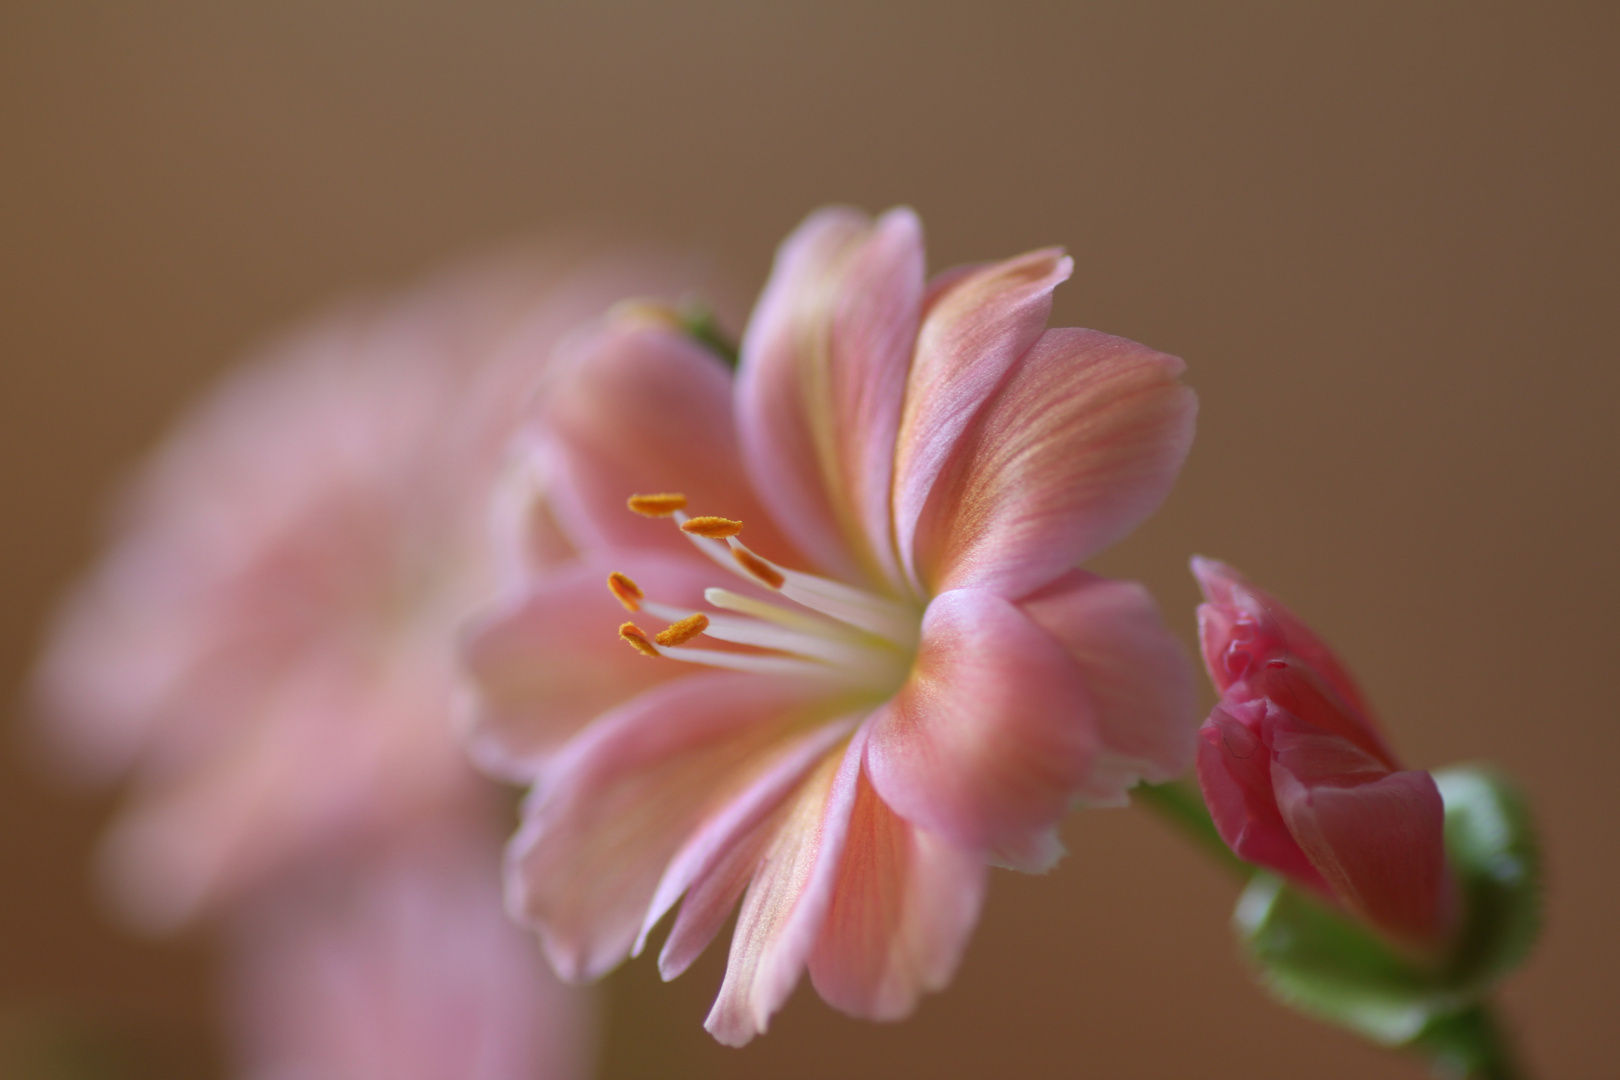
1191;556;1456;951
228;826;591;1080
464;206;1199;1045
33;248;694;1077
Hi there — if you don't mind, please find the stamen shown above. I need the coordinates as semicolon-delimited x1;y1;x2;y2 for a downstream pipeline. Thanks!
636;494;921;656
732;547;786;588
627;493;688;518
655;644;831;678
727;538;918;647
618;622;660;657
681;516;745;539
671;510;758;580
704;588;839;635
607;571;644;612
655;613;710;647
636;596;870;672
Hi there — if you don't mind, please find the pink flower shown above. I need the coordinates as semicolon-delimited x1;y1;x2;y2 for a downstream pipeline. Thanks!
1191;557;1457;951
228;826;590;1080
465;206;1200;1045
32;249;689;1077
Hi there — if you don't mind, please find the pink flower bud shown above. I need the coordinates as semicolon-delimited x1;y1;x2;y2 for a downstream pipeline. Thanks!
1191;557;1456;953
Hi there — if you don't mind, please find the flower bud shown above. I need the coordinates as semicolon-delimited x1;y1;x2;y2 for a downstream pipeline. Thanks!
1191;557;1456;953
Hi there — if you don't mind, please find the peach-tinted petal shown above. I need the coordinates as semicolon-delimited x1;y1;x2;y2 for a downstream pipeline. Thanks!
892;249;1073;591
507;672;832;983
913;328;1196;599
736;207;925;588
643;718;858;978
807;767;987;1021
1019;569;1199;804
864;588;1098;854
704;730;864;1047
458;551;717;779
543;319;800;565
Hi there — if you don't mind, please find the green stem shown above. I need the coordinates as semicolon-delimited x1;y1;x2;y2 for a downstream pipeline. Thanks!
1415;1002;1525;1080
1134;778;1248;876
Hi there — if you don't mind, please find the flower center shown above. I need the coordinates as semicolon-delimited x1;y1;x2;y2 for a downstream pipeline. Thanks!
608;492;916;697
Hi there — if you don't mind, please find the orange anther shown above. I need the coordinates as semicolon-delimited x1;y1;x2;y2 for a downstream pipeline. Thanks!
655;613;710;647
627;493;688;517
732;547;785;589
607;571;644;612
618;622;661;657
681;516;744;539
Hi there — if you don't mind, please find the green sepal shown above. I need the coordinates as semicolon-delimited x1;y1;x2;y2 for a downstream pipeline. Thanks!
1234;765;1542;1048
1236;873;1458;1044
1432;765;1542;990
676;301;739;368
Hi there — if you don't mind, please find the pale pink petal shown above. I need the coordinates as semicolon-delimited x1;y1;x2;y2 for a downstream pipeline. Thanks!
484;433;580;587
507;672;833;983
988;826;1068;874
912;328;1196;599
643;718;858;978
864;588;1098;854
1019;569;1199;804
892;249;1073;591
807;767;987;1021
1195;702;1328;892
97;646;469;931
458;551;717;779
542;319;802;566
1271;725;1453;945
227;830;590;1080
736;207;925;588
704;731;864;1047
656;807;783;983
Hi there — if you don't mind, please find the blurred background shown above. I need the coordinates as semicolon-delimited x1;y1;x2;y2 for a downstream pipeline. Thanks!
2;2;1616;1077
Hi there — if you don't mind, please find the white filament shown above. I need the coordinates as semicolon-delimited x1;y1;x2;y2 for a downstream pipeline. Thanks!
627;503;920;687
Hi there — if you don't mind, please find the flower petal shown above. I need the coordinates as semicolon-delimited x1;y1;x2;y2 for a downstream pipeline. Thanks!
542;319;801;566
1198;557;1373;725
704;730;864;1047
505;672;833;983
912;328;1196;599
1191;557;1391;763
458;552;718;779
736;206;925;589
1195;701;1328;892
1271;723;1453;946
892;249;1073;591
641;717;858;978
1019;569;1199;804
226;829;589;1080
864;588;1098;855
807;767;987;1021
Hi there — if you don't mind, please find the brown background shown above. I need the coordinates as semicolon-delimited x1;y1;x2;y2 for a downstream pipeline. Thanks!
2;2;1616;1077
